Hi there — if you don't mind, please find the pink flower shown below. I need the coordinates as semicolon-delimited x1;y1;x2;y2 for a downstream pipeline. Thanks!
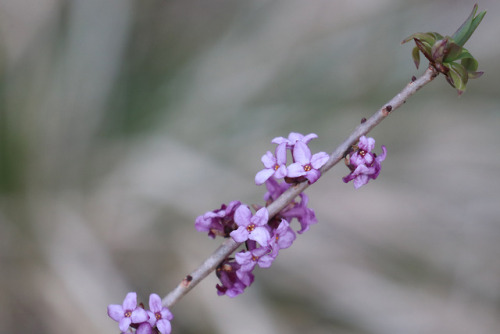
147;294;173;334
230;206;271;246
269;219;296;256
287;141;329;184
255;142;288;185
107;292;149;332
235;246;276;284
343;136;387;188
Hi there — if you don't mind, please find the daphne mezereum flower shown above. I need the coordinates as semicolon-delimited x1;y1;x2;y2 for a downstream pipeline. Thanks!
195;201;241;238
216;259;253;298
272;132;318;148
147;293;174;334
107;292;149;332
343;136;387;189
230;206;271;246
287;141;329;184
255;142;288;185
235;246;275;284
269;219;296;256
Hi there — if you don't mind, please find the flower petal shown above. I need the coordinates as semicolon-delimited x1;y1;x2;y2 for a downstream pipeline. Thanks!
292;141;312;164
107;304;124;322
249;226;271;246
119;317;132;332
287;132;303;143
302;133;318;143
235;251;252;266
377;145;387;162
230;226;249;242
274;165;287;179
252;207;269;227
275;142;288;165
123;292;137;310
353;174;370;189
137;322;154;334
257;255;275;268
149;293;162;313
161;308;174;321
131;308;149;323
287;162;306;177
261;151;276;168
255;168;274;185
305;169;321;184
310;152;329;169
271;136;288;145
358;136;375;152
147;310;156;326
157;319;172;334
234;205;251;227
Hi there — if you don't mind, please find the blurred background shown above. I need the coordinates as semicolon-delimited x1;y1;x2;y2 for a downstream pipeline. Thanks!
1;0;499;333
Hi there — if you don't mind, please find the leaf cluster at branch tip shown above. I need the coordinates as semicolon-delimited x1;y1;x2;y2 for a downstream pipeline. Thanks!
402;4;486;95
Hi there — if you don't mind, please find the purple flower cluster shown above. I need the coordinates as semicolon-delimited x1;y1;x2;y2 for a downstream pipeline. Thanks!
195;132;326;298
343;136;387;189
108;292;173;334
108;131;389;331
256;132;329;185
199;201;298;298
215;204;296;298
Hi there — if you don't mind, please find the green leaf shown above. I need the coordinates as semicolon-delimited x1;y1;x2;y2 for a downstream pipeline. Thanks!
414;39;433;62
427;32;444;41
401;32;438;45
453;50;473;61
412;46;421;69
443;42;463;62
451;4;486;47
461;57;478;72
468;71;484;79
447;62;468;94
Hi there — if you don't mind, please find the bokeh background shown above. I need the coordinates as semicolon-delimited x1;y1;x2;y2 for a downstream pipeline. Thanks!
1;0;499;333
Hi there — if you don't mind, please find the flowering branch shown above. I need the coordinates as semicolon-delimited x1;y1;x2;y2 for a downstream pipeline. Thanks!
161;66;438;309
108;5;485;333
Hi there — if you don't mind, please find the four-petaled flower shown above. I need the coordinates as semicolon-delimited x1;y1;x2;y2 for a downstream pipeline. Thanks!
269;219;296;256
107;292;149;332
255;142;288;185
343;136;387;188
287;141;329;184
147;293;174;334
230;206;271;246
235;246;276;284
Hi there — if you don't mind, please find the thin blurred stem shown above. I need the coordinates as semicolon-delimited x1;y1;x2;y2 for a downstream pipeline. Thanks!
162;66;438;308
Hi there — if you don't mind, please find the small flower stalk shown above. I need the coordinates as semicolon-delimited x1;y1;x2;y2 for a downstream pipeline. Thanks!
402;4;486;95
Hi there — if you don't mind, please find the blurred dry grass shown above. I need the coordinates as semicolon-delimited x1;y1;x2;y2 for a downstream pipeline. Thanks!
1;0;500;333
